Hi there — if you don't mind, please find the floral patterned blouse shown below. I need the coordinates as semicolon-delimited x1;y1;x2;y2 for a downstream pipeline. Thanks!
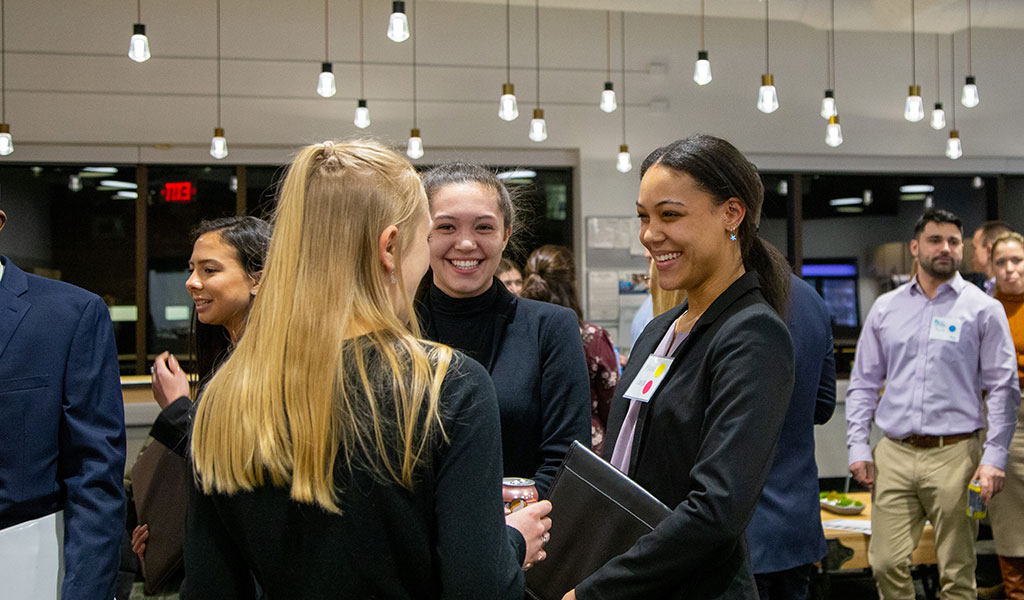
581;321;619;455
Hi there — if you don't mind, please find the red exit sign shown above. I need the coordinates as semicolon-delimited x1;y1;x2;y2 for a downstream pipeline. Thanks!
161;182;195;203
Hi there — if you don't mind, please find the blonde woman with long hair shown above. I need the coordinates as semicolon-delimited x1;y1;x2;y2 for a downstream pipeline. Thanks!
184;141;550;599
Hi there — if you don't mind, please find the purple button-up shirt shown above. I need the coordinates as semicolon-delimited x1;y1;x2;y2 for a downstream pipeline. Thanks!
846;272;1020;470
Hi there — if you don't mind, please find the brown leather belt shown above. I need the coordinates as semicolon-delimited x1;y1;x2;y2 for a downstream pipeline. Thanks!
892;432;975;448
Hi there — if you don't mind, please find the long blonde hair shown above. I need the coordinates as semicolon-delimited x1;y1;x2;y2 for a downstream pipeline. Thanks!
191;140;452;513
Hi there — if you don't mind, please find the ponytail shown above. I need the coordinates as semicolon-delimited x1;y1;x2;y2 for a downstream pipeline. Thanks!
744;237;790;317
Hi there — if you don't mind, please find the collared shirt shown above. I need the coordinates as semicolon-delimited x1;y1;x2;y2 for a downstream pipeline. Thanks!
0;257;5;283
846;272;1020;470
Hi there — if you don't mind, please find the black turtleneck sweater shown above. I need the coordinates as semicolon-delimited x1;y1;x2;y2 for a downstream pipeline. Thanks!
428;280;499;368
418;276;591;496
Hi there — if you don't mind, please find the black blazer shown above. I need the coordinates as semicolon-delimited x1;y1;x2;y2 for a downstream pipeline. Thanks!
576;272;795;600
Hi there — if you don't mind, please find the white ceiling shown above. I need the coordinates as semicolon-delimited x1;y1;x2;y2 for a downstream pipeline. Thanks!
0;0;1021;169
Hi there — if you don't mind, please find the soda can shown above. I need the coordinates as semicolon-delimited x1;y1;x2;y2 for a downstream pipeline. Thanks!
502;477;538;513
966;479;987;519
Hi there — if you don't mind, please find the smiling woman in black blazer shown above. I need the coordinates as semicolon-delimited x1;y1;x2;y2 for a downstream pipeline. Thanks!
566;134;796;600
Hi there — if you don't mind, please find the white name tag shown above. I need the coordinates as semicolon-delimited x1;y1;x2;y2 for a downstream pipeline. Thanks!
622;355;674;403
930;317;962;342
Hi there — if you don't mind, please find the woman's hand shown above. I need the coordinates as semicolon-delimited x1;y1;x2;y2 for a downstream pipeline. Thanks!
505;499;552;569
151;351;190;409
131;524;149;561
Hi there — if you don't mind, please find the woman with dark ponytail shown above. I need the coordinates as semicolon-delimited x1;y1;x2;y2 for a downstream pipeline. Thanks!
520;245;619;455
565;134;795;600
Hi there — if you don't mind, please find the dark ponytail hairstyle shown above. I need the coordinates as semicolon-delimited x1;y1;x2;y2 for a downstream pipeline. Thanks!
520;244;583;326
189;216;272;385
639;134;790;315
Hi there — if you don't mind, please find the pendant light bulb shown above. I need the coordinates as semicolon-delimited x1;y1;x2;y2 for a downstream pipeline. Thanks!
930;102;946;130
904;85;924;122
528;108;547;142
757;74;779;114
128;23;151;62
616;144;632;173
600;82;617;113
317;63;337;98
825;115;843;147
820;90;836;119
946;130;962;159
406;128;424;159
961;76;979;108
354;99;371;129
692;50;712;86
498;83;519;121
0;124;13;156
387;1;410;42
210;127;228;160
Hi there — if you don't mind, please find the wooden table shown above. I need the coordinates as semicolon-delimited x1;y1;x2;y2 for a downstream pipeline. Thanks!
820;491;937;570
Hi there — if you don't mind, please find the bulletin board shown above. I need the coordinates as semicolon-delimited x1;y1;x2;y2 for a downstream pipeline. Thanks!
584;216;650;350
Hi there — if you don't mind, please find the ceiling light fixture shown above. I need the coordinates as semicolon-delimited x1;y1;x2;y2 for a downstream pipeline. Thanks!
406;0;423;159
904;0;924;122
599;12;616;112
824;0;842;147
693;0;712;86
820;4;835;119
210;0;228;159
756;0;778;114
947;33;962;159
0;0;12;156
387;1;409;43
354;0;370;128
68;174;83;192
316;0;336;97
128;0;151;62
930;34;946;129
829;197;862;207
961;0;979;107
528;0;547;142
617;12;631;173
498;0;518;121
899;184;935;193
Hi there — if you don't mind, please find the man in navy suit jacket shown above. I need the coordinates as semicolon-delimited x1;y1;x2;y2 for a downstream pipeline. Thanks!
745;274;837;599
0;209;126;599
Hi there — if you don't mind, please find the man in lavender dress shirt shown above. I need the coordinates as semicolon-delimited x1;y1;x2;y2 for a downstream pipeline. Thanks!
847;209;1020;600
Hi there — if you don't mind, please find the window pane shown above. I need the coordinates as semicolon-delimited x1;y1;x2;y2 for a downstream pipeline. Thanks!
146;166;236;365
0;164;138;373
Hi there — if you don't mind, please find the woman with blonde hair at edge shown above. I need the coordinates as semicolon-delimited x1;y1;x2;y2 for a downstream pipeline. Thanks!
184;140;551;598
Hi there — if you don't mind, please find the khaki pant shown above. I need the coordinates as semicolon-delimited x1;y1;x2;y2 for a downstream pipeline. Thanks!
868;435;981;600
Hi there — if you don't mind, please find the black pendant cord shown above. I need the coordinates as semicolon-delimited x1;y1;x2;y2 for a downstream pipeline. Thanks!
412;0;417;128
620;11;626;145
700;0;705;51
950;34;957;129
935;34;941;102
505;0;511;84
534;0;540;108
216;0;221;128
2;0;6;123
137;0;142;23
359;0;364;97
605;11;611;82
911;0;917;86
830;0;836;96
764;0;770;73
324;0;329;63
966;0;972;75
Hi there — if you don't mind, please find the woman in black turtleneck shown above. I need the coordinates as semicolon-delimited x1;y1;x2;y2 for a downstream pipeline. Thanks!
416;163;590;497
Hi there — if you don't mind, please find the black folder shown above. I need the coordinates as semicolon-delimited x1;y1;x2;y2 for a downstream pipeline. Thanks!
525;441;672;600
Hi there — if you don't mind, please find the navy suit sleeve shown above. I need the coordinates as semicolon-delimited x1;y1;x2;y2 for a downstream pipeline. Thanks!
59;295;127;600
577;311;794;599
534;309;591;496
814;324;837;425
